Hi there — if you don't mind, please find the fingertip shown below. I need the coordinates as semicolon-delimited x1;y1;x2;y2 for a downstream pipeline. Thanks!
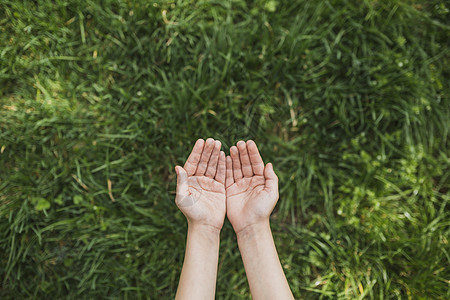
219;151;226;164
266;163;278;179
230;146;238;154
194;138;205;147
237;140;246;148
215;140;222;149
203;138;214;148
247;140;259;152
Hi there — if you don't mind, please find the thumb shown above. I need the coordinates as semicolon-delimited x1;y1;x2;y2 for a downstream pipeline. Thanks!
264;163;278;196
175;166;189;196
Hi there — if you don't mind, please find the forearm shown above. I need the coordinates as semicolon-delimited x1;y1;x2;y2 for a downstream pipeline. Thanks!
176;224;220;300
237;221;294;300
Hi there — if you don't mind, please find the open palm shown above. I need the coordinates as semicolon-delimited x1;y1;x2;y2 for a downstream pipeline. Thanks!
175;138;226;231
225;140;279;233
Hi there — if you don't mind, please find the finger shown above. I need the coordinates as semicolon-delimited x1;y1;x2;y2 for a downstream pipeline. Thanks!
225;155;234;188
205;140;222;178
263;163;278;197
237;140;253;177
230;146;243;180
215;151;226;184
246;140;264;175
184;139;205;176
195;138;215;175
175;166;189;197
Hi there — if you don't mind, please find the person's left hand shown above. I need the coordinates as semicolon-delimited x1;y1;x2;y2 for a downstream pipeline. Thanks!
175;138;226;231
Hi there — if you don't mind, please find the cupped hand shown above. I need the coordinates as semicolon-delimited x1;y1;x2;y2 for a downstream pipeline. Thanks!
175;138;226;231
225;140;279;233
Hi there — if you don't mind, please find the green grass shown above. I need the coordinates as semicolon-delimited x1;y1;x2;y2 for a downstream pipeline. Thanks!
1;0;449;298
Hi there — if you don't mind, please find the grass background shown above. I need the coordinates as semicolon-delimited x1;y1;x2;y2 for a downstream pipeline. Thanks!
0;0;449;298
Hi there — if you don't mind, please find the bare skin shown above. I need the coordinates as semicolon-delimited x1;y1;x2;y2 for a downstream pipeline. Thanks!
175;138;226;300
175;139;293;300
226;140;279;233
226;140;294;300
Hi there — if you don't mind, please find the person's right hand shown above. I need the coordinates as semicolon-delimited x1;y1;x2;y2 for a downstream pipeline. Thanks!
175;138;226;232
225;140;279;233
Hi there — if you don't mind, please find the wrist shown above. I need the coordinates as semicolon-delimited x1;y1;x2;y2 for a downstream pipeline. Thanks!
235;220;271;239
188;222;222;236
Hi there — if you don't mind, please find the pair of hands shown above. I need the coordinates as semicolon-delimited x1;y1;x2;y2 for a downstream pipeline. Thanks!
175;138;279;233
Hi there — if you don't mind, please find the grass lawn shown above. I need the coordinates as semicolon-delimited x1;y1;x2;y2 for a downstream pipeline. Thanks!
1;0;449;298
